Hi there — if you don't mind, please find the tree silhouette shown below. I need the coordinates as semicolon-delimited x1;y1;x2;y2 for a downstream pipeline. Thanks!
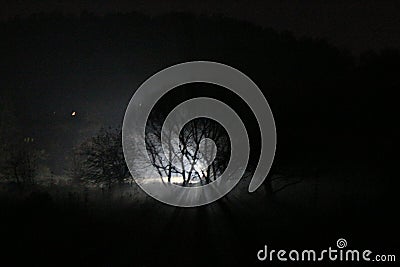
73;127;129;189
144;115;230;186
1;137;42;186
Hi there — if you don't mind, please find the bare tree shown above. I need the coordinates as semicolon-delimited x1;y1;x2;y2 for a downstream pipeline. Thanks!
144;115;230;186
73;127;129;189
2;137;42;186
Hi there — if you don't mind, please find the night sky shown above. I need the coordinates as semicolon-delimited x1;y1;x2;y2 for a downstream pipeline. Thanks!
1;0;399;174
2;0;400;53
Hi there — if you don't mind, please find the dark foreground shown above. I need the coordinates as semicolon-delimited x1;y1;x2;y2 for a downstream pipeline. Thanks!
1;172;398;267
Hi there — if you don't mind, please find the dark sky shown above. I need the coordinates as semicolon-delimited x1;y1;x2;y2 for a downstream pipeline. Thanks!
1;0;399;174
1;0;400;53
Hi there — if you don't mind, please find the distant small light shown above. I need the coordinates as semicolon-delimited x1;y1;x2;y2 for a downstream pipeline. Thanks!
71;111;76;116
